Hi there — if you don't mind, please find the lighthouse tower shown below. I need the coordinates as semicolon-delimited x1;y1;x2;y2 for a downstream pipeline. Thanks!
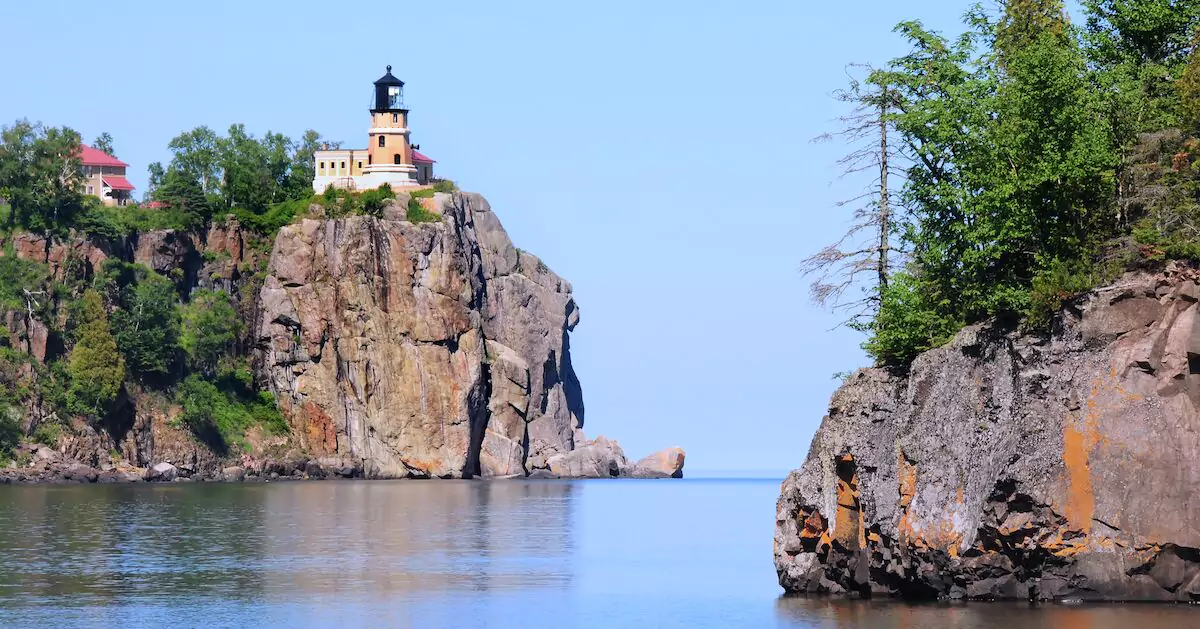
361;65;418;189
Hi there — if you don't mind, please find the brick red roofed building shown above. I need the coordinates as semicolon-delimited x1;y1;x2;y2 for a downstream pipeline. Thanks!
412;149;436;185
80;144;134;206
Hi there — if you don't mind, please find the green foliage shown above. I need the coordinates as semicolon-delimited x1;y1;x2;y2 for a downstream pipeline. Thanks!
78;202;195;238
432;179;458;193
862;273;962;365
93;132;115;157
176;368;288;453
179;290;241;376
98;262;181;377
31;421;61;447
0;119;87;236
66;289;124;417
406;197;441;224
232;197;310;234
410;187;436;199
1026;258;1122;328
0;247;51;316
360;183;395;217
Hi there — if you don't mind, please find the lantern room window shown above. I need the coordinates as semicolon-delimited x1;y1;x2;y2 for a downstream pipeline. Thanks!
387;85;403;109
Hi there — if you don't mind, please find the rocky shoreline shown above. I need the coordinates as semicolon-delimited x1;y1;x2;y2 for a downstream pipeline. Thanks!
1;441;686;485
775;264;1200;602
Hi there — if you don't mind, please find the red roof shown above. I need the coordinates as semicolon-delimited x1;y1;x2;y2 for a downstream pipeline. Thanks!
411;149;435;164
103;176;136;191
79;144;128;167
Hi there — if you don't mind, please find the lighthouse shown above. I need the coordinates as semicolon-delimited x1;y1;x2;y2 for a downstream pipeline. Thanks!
312;66;432;193
362;65;418;188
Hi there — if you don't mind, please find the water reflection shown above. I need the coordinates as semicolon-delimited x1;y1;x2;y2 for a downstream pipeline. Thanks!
774;596;1200;629
0;480;577;623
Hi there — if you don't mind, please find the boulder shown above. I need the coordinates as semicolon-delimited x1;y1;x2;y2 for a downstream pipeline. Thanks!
146;462;178;482
221;466;246;482
546;436;627;478
632;447;686;478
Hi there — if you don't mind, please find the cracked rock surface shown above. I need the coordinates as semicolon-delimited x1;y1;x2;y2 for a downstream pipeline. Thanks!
775;263;1200;601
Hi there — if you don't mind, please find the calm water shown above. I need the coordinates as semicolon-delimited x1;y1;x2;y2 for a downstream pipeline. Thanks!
0;478;1194;628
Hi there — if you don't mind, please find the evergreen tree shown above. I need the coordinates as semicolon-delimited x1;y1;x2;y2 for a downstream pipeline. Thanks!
93;132;115;157
996;0;1070;64
180;290;241;376
67;290;125;417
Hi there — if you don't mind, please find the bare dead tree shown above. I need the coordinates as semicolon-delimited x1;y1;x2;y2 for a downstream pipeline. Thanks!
802;65;906;331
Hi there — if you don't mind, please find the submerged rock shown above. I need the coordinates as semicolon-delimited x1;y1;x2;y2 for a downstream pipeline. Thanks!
775;264;1200;602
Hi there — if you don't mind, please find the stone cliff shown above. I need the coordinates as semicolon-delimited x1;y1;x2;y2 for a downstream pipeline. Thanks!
256;192;585;478
775;263;1200;602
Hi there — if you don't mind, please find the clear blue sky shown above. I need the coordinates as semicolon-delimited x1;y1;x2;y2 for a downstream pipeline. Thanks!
2;1;997;471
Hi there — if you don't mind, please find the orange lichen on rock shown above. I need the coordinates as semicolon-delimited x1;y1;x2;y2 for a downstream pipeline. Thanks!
1062;421;1095;533
834;453;864;550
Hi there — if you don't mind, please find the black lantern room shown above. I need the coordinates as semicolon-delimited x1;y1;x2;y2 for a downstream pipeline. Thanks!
372;65;406;112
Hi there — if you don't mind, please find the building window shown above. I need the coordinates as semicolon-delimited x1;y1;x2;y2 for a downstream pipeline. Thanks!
86;185;93;194
394;154;402;165
357;161;362;170
392;113;398;123
368;155;372;165
341;161;346;170
319;161;325;172
378;136;386;147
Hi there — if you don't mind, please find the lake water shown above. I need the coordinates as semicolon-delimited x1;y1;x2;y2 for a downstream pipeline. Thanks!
0;477;1194;627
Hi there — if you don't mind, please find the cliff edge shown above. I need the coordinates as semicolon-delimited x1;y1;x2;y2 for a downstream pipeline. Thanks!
775;263;1200;601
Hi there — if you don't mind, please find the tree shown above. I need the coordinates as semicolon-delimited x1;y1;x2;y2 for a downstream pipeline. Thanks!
67;290;124;416
145;161;165;199
167;126;222;196
102;263;180;377
1084;0;1200;66
287;129;325;200
802;66;904;330
996;0;1070;64
180;290;241;376
0;119;86;235
93;132;115;157
154;168;210;228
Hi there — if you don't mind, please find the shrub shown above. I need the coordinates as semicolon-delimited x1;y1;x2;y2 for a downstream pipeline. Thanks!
406;198;441;224
863;273;962;366
410;187;436;199
1026;258;1121;329
31;421;61;447
432;179;457;193
176;372;288;453
360;183;395;217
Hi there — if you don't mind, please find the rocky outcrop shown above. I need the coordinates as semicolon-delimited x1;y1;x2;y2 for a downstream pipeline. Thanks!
255;193;586;478
632;447;686;478
775;264;1200;602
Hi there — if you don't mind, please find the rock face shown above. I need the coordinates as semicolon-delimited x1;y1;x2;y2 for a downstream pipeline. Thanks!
255;192;585;478
775;264;1200;602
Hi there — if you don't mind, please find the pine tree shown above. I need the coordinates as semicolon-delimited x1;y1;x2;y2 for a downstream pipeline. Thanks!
996;0;1070;64
67;290;125;417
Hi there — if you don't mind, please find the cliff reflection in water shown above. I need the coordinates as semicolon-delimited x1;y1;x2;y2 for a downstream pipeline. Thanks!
0;481;576;609
774;597;1200;629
